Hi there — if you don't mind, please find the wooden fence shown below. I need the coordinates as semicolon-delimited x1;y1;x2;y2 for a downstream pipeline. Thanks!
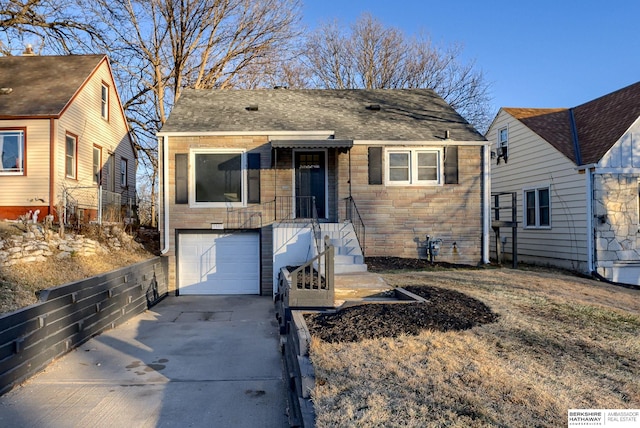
0;256;168;395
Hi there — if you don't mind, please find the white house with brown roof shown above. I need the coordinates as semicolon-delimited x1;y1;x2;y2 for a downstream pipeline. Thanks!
0;54;136;222
158;88;491;296
487;81;640;285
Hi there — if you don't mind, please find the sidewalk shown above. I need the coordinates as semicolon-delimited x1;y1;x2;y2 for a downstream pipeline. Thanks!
0;295;289;428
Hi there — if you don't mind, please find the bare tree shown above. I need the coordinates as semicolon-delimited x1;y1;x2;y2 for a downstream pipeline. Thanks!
0;0;101;55
304;13;493;131
84;0;302;225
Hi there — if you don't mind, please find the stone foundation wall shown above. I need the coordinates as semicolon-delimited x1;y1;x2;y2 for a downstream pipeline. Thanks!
0;224;143;267
593;173;640;272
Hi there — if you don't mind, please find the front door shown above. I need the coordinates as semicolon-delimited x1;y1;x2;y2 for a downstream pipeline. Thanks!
295;151;326;218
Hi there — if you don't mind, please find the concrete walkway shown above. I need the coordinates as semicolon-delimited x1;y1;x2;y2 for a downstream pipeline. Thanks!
0;296;289;428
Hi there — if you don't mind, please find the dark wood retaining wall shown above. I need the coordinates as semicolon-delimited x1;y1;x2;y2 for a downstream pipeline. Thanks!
0;256;168;395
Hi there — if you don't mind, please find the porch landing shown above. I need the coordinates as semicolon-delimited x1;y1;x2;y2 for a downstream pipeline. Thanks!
334;272;394;306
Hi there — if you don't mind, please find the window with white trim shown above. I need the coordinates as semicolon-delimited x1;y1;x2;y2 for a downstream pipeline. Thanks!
190;149;246;206
386;149;441;185
101;83;109;120
0;130;25;175
65;134;77;179
497;126;508;162
93;146;101;185
120;158;128;187
524;186;550;228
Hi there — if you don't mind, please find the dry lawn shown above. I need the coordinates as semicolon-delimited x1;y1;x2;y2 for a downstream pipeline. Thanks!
309;268;640;427
0;221;156;315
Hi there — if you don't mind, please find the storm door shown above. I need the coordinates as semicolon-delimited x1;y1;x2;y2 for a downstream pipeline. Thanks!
294;151;326;218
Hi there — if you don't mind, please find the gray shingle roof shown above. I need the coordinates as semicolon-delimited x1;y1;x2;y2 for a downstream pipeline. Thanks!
161;88;486;142
0;54;105;117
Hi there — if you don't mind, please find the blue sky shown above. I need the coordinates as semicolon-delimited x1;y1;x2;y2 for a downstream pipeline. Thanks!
302;1;640;113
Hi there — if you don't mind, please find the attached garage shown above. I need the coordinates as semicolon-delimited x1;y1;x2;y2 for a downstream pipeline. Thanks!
178;231;260;295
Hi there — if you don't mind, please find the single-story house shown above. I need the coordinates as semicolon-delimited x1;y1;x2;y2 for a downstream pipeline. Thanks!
157;88;490;295
0;53;136;222
487;81;640;285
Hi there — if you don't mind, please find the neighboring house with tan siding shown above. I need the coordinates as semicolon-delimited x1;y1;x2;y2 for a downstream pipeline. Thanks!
487;81;640;285
0;54;136;222
158;88;490;296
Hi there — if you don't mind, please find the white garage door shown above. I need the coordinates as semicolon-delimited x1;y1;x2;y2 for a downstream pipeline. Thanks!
178;232;260;295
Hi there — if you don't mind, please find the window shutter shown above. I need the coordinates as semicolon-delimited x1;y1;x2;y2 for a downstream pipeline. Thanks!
248;153;261;203
175;153;188;204
444;146;458;184
368;147;383;185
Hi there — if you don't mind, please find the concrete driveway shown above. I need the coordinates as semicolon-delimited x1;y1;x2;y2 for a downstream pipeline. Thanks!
0;296;289;427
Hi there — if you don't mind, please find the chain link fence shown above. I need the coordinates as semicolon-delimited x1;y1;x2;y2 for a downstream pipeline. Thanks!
63;186;127;226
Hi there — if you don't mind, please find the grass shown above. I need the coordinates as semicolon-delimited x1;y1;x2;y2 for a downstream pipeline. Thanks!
309;268;640;427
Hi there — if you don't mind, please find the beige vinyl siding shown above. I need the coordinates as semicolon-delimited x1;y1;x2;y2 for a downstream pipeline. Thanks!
0;119;51;206
56;60;134;204
489;110;588;271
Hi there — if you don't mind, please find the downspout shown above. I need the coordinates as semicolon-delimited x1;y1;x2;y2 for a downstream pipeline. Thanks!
570;108;590;272
49;118;55;218
348;149;352;199
160;135;170;254
586;167;594;273
482;143;491;264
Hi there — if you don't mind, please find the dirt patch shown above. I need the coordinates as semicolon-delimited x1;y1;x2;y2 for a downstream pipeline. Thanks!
305;285;498;343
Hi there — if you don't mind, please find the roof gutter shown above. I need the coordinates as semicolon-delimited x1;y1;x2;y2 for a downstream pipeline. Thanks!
160;134;170;255
156;130;334;138
576;163;597;171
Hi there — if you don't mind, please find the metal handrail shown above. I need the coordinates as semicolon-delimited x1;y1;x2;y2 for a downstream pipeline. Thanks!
226;195;320;228
344;196;366;256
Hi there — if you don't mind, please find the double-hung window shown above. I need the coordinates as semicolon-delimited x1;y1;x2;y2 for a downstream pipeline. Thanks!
386;149;441;185
120;158;128;187
65;133;78;179
498;126;508;160
101;83;109;120
93;146;101;185
524;186;550;228
0;129;25;175
190;149;245;207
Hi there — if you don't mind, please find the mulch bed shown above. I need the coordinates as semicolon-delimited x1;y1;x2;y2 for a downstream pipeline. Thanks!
365;256;479;272
305;285;499;343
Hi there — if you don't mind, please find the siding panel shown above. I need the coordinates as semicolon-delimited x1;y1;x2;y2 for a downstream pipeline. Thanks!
0;119;51;209
488;110;588;270
57;60;135;210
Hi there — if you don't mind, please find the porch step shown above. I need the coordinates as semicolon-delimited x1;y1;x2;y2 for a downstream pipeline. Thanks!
334;273;393;304
335;254;364;265
321;222;367;275
334;263;368;274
